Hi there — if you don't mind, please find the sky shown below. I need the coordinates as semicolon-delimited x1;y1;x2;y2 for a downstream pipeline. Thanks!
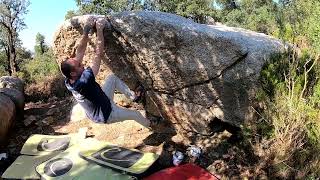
19;0;78;52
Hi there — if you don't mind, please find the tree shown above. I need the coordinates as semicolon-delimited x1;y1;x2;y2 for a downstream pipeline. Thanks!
75;0;216;24
175;0;215;23
0;0;29;76
215;0;238;10
0;50;6;75
143;0;216;24
16;46;31;67
75;0;142;15
76;0;214;23
216;0;278;35
142;0;157;11
277;0;320;52
34;33;48;56
65;10;78;20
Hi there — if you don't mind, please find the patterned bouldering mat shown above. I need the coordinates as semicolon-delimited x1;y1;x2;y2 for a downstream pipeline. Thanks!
36;144;135;180
1;154;58;179
79;141;159;175
20;134;78;156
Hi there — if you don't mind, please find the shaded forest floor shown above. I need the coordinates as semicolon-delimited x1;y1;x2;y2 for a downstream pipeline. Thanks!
1;95;269;179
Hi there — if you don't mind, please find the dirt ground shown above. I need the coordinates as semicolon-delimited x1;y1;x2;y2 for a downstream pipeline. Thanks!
0;95;268;179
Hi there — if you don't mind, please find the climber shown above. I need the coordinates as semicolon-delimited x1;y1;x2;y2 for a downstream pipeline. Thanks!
60;17;153;128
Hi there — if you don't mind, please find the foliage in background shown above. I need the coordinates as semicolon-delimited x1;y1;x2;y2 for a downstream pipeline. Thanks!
65;10;79;20
252;1;320;177
0;46;32;76
34;33;49;56
0;0;29;75
75;0;143;15
15;33;64;101
217;0;278;34
257;49;320;178
18;49;59;83
16;33;59;84
152;0;216;23
0;51;7;75
72;0;320;50
74;0;216;23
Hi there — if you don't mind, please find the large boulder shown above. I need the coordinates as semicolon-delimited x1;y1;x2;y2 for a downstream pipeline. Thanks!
0;88;25;117
53;12;285;134
0;76;24;93
0;93;15;143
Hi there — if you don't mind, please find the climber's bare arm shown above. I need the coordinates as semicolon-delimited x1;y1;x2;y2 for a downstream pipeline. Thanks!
73;17;95;63
90;18;106;76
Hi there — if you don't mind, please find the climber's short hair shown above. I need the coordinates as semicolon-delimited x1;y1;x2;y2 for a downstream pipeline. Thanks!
60;58;74;79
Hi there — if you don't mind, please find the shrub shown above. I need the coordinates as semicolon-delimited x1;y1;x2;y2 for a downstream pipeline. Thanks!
16;49;70;102
254;49;320;177
21;50;59;83
25;74;70;102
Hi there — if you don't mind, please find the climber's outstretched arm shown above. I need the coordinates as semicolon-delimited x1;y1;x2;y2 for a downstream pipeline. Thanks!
90;18;106;76
74;17;95;63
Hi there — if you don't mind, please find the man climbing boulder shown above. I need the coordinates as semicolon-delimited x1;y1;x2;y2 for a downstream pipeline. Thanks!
60;16;158;129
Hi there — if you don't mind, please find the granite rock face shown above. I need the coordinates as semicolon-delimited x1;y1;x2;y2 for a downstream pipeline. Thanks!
0;94;15;143
0;76;24;144
0;76;24;92
0;88;25;114
53;12;284;134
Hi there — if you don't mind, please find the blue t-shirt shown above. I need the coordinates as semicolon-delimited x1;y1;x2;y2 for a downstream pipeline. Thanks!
65;67;112;123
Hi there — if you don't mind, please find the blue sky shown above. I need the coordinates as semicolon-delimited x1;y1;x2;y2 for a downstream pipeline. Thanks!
19;0;78;52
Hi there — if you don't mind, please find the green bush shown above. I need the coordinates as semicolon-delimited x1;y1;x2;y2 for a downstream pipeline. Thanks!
256;50;320;176
16;48;70;102
310;81;320;108
18;49;59;83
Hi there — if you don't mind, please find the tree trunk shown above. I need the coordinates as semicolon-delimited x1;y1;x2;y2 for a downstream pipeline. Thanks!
40;42;44;54
194;15;206;24
8;33;18;76
5;47;12;76
10;49;17;75
229;0;237;10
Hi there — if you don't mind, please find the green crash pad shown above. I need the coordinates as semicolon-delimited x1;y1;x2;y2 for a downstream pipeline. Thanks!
1;154;58;180
79;140;159;175
20;134;78;156
36;140;135;180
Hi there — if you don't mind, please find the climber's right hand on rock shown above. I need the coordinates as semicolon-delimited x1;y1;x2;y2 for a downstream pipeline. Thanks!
83;15;96;35
84;15;96;27
96;18;107;31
